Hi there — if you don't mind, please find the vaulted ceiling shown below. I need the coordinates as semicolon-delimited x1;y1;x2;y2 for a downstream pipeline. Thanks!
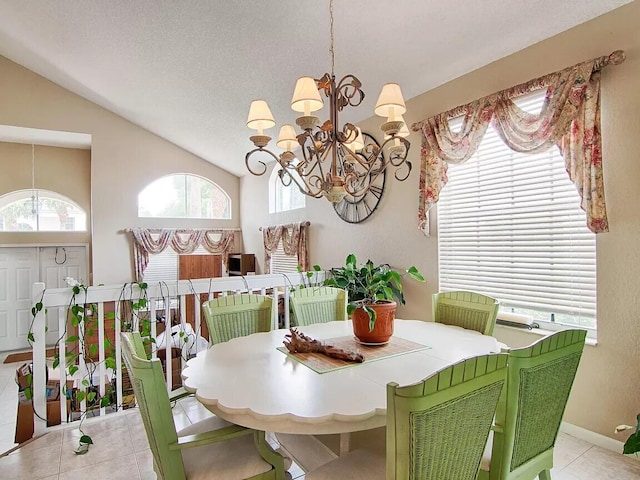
0;0;632;176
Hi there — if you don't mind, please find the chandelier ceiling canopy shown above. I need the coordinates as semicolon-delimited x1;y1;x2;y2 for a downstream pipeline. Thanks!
245;0;412;204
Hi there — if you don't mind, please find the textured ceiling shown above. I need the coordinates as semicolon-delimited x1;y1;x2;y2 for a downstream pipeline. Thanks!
0;0;632;176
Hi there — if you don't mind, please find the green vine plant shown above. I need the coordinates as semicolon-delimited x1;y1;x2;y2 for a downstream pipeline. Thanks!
616;413;640;456
295;264;324;289
27;281;151;455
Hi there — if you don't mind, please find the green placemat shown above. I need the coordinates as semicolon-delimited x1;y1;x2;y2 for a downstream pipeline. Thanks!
277;335;431;373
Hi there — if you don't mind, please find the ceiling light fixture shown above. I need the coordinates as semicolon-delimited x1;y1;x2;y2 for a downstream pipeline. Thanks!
245;0;411;203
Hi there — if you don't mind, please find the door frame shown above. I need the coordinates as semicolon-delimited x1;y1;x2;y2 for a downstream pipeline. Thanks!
0;243;91;352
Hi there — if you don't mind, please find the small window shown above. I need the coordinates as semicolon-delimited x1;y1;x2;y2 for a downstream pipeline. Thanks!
270;240;300;274
143;245;213;284
269;165;305;213
0;189;87;232
138;174;231;219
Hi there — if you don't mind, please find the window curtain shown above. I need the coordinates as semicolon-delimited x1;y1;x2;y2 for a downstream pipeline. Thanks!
412;50;625;236
262;221;310;274
129;228;236;281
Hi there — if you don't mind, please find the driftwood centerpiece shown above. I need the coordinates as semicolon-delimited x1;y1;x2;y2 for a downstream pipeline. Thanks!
283;328;364;363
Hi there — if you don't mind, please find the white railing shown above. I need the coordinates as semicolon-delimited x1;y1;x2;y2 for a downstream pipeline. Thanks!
30;272;325;436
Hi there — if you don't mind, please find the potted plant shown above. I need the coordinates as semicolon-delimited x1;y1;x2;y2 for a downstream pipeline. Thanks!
324;254;425;343
616;413;640;455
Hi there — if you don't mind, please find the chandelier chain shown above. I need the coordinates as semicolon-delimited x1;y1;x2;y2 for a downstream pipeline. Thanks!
329;0;334;76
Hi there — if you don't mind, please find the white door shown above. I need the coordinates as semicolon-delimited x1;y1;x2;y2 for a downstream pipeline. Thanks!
39;246;88;345
0;248;39;351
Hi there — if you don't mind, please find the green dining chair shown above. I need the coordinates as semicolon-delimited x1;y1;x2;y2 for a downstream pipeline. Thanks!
478;329;587;480
202;294;274;345
290;286;348;326
306;353;508;480
121;331;287;480
432;290;500;335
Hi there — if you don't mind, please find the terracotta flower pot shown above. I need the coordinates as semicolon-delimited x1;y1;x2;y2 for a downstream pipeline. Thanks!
351;301;397;344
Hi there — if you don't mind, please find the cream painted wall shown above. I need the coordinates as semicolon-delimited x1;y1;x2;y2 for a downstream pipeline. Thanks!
0;142;91;245
241;2;640;439
0;56;241;284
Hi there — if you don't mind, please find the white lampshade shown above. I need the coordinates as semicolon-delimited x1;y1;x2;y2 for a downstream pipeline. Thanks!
344;127;365;152
247;100;275;131
384;115;410;139
276;124;298;151
291;77;324;115
374;83;407;119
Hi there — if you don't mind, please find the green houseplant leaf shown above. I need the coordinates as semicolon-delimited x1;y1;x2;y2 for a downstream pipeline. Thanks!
324;254;425;331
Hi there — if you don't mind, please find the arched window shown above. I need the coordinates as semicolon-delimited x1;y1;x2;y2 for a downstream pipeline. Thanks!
269;165;305;213
0;189;87;232
138;174;231;219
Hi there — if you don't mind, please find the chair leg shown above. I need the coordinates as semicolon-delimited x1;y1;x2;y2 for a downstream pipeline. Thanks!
539;469;552;480
254;430;288;480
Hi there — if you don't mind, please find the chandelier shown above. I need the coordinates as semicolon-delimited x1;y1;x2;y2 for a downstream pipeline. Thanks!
245;0;411;203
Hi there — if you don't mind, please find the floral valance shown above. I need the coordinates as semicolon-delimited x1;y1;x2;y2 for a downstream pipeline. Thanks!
412;50;625;236
128;228;237;281
261;221;310;273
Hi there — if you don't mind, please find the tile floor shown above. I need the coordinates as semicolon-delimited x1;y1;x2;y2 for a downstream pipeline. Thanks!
0;350;638;479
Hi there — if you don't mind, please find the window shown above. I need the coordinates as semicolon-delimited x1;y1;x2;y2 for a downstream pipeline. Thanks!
138;174;231;219
438;90;596;332
269;165;305;213
143;245;212;284
0;189;87;232
270;240;299;274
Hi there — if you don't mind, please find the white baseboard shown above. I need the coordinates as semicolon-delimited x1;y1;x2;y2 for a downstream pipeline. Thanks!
560;422;638;460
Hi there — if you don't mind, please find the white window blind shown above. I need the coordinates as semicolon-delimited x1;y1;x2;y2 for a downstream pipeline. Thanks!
143;245;212;284
270;241;299;274
438;90;596;331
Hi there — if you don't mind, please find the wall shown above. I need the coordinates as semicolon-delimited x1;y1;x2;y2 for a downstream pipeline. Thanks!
241;2;640;439
0;142;91;245
0;57;241;284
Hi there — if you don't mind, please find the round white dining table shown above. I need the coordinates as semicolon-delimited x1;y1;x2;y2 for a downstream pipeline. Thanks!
182;319;504;435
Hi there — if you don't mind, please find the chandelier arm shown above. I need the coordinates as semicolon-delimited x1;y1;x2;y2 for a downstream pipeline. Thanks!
298;142;327;185
245;148;280;176
286;168;325;198
335;74;365;110
379;136;411;167
394;160;413;182
339;123;359;144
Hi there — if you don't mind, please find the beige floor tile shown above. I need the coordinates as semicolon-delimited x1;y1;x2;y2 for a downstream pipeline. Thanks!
553;432;594;469
561;445;640;480
0;443;61;479
130;424;150;452
140;471;156;480
552;470;584;480
58;454;141;480
13;430;64;454
59;426;133;473
134;448;154;476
